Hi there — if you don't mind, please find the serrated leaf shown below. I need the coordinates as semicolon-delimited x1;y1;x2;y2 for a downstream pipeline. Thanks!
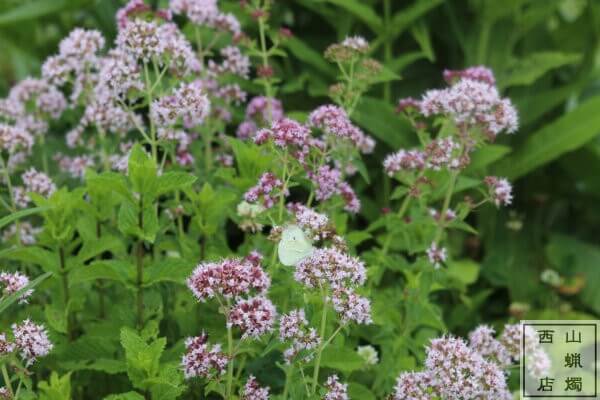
155;172;197;195
143;258;194;286
318;346;364;372
70;260;133;287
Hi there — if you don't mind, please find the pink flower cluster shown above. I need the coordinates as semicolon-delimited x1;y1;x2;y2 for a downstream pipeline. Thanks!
0;271;33;303
228;296;277;339
392;323;552;399
308;104;374;154
151;82;211;130
181;333;229;379
1;222;41;245
419;71;518;136
241;375;270;400
278;309;321;364
426;243;447;269
116;19;199;75
254;118;310;149
287;203;337;242
484;176;513;206
444;65;496;86
383;136;462;176
169;0;241;35
208;46;250;78
12;320;53;366
187;253;276;340
295;248;371;325
308;166;361;214
187;256;270;301
323;375;349;400
244;172;287;209
237;97;284;139
393;335;511;400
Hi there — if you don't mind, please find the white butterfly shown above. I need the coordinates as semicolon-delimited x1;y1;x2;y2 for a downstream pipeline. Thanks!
278;225;315;266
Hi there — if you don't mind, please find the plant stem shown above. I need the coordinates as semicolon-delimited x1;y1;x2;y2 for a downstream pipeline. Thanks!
1;364;13;398
143;62;157;162
311;291;328;394
434;171;459;244
136;195;145;329
59;246;73;340
383;0;392;102
277;149;288;223
257;12;274;122
282;363;293;399
226;301;234;398
0;155;22;246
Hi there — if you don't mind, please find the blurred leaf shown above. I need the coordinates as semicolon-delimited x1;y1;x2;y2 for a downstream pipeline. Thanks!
319;0;383;32
352;97;414;149
0;0;69;25
285;36;335;77
495;95;600;179
0;206;49;230
500;52;582;88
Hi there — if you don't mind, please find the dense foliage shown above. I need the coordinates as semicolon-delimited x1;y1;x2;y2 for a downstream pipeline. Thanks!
0;0;600;399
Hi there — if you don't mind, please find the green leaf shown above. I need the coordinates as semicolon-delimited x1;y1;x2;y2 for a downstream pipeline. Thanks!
465;144;512;172
546;235;600;314
118;200;143;239
0;0;69;25
319;0;383;32
0;246;58;273
495;96;600;179
86;171;134;202
0;272;51;314
77;235;123;263
318;346;364;373
500;52;582;88
38;372;71;400
352;97;415;149
70;260;133;288
128;144;158;197
120;327;166;390
155;172;197;195
389;0;444;39
45;305;68;334
285;37;335;77
104;393;145;400
446;259;480;286
347;383;376;400
0;206;49;230
143;258;194;286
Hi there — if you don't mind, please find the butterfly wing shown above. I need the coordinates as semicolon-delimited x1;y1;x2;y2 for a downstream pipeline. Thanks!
278;225;315;266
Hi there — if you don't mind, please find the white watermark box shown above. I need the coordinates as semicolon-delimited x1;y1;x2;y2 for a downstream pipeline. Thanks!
520;320;598;398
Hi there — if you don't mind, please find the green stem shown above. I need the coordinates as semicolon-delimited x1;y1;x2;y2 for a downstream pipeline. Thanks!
136;196;145;329
257;13;274;122
203;129;213;174
1;364;13;398
59;246;73;340
39;135;49;174
311;291;328;394
226;304;234;398
143;62;157;162
282;363;293;399
433;171;459;245
277;149;289;223
383;0;392;102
